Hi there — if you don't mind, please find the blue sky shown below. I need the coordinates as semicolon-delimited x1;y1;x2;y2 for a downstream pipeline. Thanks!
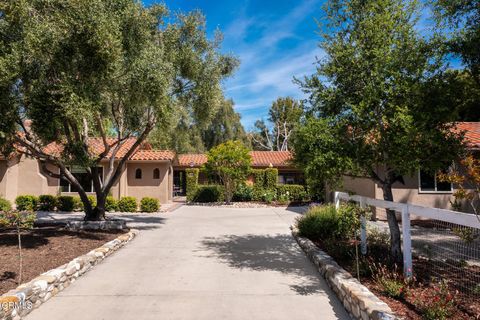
143;0;325;129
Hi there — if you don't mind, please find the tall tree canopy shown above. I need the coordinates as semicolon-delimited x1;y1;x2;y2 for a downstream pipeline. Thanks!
0;0;237;220
249;97;303;151
150;98;248;153
294;0;464;263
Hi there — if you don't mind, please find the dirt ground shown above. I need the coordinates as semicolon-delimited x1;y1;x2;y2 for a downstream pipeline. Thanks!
0;226;126;295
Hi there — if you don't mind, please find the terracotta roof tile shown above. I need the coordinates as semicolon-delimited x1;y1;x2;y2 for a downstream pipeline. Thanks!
42;138;138;159
130;150;175;161
455;122;480;148
176;151;294;168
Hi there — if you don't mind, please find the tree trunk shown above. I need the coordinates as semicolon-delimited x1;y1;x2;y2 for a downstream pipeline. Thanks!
17;226;23;284
382;183;403;264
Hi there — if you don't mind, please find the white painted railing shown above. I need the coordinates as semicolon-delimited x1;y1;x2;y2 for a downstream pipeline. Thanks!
334;191;480;277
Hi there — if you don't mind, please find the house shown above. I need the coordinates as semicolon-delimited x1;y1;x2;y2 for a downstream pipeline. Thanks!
0;139;302;204
338;122;480;217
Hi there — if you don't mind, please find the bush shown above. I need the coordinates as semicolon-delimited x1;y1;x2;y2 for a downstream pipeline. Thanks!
73;196;83;211
57;196;75;212
264;168;278;190
192;185;225;203
371;263;406;299
0;197;12;212
15;195;38;211
38;195;57;211
251;169;266;188
233;184;253;202
140;197;160;213
276;185;308;202
118;196;137;212
296;203;363;241
105;196;118;212
186;168;199;202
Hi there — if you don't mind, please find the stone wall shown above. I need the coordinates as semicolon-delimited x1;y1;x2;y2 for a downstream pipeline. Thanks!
0;230;137;320
291;227;398;320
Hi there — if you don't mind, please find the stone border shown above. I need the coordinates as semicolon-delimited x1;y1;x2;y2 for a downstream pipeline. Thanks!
0;229;138;320
291;226;398;320
66;220;127;231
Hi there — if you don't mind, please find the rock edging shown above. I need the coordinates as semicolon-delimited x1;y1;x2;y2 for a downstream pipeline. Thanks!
0;230;138;320
291;226;398;320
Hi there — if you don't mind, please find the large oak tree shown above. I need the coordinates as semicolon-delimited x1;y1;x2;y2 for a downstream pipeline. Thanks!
0;0;237;220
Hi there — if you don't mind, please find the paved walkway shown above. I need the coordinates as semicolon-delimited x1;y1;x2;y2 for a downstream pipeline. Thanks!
26;206;349;320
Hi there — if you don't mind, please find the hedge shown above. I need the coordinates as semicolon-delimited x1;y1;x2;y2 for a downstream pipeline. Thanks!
38;195;57;211
118;196;137;212
105;196;118;212
15;195;38;211
264;168;278;190
191;185;224;203
276;184;308;202
57;196;75;212
140;197;160;213
186;168;199;202
251;169;265;188
0;197;12;212
232;184;253;202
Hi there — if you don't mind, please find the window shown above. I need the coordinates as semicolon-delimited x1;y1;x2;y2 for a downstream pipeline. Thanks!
419;169;452;193
135;168;142;179
153;168;160;179
60;167;103;193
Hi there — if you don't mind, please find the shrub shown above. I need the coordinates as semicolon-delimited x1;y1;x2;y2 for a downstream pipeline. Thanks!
261;189;277;203
371;263;407;299
105;196;118;212
276;185;308;202
297;204;338;240
264;168;278;190
88;195;97;208
233;184;253;202
140;197;160;212
57;196;75;211
335;203;362;240
118;196;137;212
0;197;12;212
73;196;83;211
192;185;225;203
15;195;38;211
38;195;57;211
413;281;455;320
186;168;199;202
251;169;265;188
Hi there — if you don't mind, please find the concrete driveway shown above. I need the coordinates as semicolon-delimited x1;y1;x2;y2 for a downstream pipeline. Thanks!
26;206;349;320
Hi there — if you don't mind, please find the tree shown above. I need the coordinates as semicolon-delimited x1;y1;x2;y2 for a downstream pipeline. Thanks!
151;98;248;152
433;0;480;86
0;0;237;220
249;97;303;151
294;0;465;263
204;140;251;204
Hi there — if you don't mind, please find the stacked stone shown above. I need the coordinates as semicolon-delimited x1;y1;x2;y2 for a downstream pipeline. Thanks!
66;220;127;231
291;227;398;320
0;230;137;320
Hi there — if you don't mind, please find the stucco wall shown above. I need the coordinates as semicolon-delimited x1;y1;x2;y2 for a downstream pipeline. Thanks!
0;160;8;199
126;162;170;203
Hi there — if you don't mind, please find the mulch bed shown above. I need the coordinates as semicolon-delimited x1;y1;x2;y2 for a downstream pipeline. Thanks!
315;240;479;319
0;226;126;295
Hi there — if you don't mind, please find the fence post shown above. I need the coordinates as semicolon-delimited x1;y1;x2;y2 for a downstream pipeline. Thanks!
401;205;413;278
359;197;367;255
334;192;340;210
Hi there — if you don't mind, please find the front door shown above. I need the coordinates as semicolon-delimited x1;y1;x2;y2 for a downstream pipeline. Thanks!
173;170;186;196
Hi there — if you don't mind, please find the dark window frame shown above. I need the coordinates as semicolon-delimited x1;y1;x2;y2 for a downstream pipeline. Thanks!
418;169;453;193
135;168;142;180
153;168;160;180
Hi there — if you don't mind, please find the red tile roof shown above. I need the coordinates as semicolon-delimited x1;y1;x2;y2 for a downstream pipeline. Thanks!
177;154;208;167
42;138;138;159
176;151;294;168
455;122;480;148
130;150;175;161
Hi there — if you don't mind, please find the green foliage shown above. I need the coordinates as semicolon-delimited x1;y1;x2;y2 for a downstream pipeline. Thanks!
73;196;84;211
249;97;303;151
105;196;118;212
205;140;251;204
186;168;199;202
191;185;225;203
0;211;35;230
296;204;362;241
251;169;266;188
261;189;277;204
413;281;455;320
276;185;308;202
15;195;38;211
0;197;12;212
264;168;278;190
371;263;407;299
57;196;75;212
38;195;57;211
118;197;138;213
232;184;253;202
140;197;160;213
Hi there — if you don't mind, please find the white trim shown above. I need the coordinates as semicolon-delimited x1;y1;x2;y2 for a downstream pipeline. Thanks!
417;169;453;194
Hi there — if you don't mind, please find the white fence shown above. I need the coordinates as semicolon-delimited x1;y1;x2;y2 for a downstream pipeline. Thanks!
334;191;480;278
